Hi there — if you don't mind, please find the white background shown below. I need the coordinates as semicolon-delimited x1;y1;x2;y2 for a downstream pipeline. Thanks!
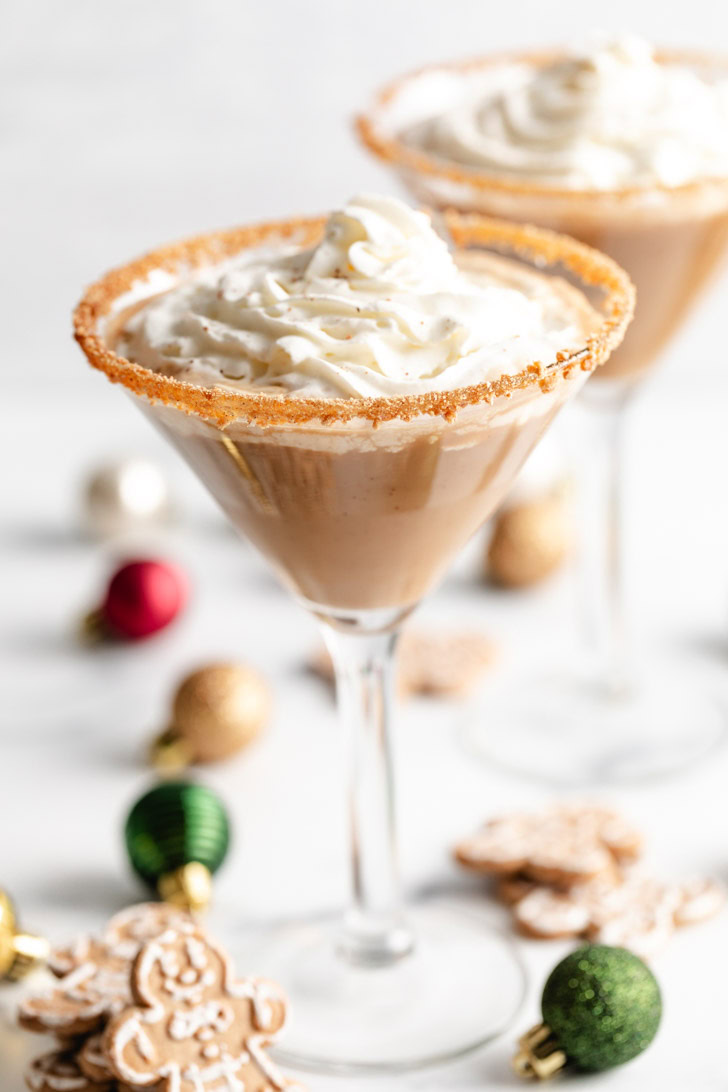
3;3;728;1090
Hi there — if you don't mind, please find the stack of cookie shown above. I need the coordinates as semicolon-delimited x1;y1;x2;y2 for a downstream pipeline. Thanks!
455;804;724;960
19;903;302;1092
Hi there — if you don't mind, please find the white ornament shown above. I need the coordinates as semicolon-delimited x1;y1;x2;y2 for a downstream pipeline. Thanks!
82;458;173;538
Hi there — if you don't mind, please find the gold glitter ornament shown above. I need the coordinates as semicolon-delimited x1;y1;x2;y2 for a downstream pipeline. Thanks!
151;663;271;771
0;891;49;981
487;489;572;589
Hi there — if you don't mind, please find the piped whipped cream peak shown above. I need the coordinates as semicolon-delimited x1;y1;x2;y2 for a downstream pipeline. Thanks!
397;35;728;190
118;193;593;400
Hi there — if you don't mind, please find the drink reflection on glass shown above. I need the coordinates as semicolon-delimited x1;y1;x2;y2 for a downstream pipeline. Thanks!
75;195;632;1072
359;38;728;783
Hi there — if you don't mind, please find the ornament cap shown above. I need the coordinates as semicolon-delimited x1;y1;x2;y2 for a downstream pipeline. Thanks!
79;607;109;645
513;1024;567;1081
0;892;49;980
149;729;193;774
158;862;212;914
4;931;51;980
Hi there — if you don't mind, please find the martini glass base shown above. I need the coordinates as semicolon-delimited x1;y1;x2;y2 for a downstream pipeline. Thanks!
464;663;727;786
229;900;526;1075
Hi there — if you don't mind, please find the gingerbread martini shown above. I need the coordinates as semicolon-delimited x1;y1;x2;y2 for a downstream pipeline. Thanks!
360;40;728;782
89;195;618;614
359;37;728;384
74;195;632;1071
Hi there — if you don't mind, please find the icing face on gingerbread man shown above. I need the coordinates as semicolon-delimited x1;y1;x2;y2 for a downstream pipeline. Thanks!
105;924;299;1092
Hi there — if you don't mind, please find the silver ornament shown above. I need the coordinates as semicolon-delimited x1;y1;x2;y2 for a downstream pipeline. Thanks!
82;458;173;538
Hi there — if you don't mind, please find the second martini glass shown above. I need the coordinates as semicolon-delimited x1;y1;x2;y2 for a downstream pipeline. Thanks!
359;49;728;784
74;210;631;1072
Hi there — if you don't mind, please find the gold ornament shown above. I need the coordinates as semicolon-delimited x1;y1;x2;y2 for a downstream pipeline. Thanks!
486;490;572;589
0;891;49;981
151;663;271;771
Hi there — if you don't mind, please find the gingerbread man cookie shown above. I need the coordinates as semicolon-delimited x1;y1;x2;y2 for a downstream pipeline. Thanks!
20;903;194;1037
49;903;195;977
105;922;303;1092
77;1034;114;1084
513;873;725;959
455;805;642;885
25;1049;112;1092
312;628;497;699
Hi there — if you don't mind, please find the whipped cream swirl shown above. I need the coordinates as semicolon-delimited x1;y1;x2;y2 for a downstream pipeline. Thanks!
118;194;591;399
398;36;728;190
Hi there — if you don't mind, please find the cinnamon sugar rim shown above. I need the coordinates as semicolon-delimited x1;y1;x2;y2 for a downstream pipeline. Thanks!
73;211;634;428
357;48;728;203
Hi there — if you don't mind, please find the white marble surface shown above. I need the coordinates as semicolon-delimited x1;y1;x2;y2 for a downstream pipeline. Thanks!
2;370;728;1092
4;2;728;1088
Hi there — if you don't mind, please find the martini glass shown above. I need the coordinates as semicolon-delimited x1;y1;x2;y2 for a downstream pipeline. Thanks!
359;50;728;784
74;211;632;1072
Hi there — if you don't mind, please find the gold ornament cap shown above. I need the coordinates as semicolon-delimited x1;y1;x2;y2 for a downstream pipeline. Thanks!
0;891;49;981
149;729;193;774
79;607;110;645
513;1024;567;1081
158;862;213;914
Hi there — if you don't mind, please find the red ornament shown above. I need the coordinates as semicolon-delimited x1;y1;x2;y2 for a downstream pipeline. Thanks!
85;560;188;642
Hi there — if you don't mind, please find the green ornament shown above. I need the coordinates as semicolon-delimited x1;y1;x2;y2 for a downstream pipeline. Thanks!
124;781;230;912
514;945;662;1079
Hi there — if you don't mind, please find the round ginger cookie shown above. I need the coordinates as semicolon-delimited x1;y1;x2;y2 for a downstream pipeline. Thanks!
77;1035;113;1084
25;1049;112;1092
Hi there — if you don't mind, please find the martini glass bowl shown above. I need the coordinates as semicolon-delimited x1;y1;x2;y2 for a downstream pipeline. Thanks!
359;51;728;784
74;210;632;1072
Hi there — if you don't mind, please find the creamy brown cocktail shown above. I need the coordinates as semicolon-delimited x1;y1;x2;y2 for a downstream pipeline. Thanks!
360;43;728;784
358;38;728;384
80;196;627;615
143;392;569;611
74;195;632;1073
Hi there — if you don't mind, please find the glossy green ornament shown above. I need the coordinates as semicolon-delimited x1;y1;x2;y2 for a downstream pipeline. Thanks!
514;945;661;1078
124;781;230;911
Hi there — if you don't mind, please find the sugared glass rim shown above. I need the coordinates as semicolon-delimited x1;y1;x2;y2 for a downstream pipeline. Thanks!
73;210;633;428
357;48;728;204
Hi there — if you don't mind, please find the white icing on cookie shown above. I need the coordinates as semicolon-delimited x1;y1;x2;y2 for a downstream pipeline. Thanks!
675;878;726;925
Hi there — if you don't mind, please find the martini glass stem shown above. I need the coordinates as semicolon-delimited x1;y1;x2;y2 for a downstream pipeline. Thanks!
321;622;414;967
581;385;633;697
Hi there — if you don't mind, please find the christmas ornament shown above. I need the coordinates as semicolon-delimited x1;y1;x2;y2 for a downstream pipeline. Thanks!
513;944;661;1079
82;458;173;539
486;490;572;589
83;559;188;642
124;782;230;912
151;662;271;772
486;434;573;589
0;890;49;981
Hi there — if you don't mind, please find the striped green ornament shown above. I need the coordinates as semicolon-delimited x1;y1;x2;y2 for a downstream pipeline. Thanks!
124;781;230;910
